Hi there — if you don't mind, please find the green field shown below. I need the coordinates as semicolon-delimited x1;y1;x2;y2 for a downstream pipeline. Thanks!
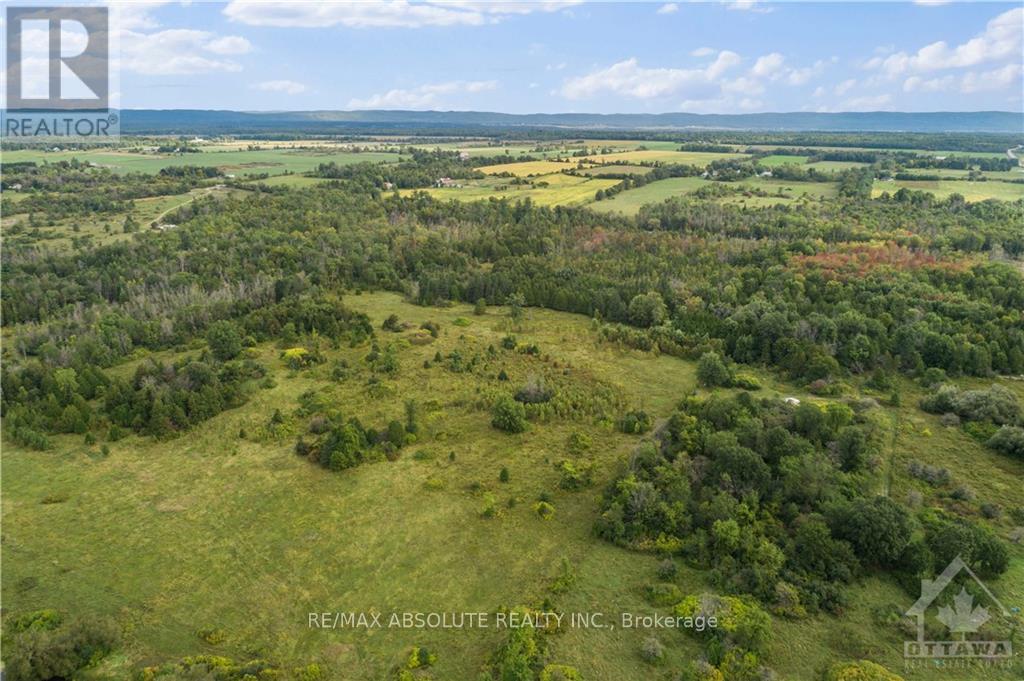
872;178;1024;202
576;165;653;177
0;148;402;176
4;292;1021;680
757;154;810;166
805;161;871;172
402;172;618;207
582;149;747;165
587;177;711;214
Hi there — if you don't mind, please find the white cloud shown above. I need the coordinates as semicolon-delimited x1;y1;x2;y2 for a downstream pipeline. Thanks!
834;78;856;95
205;35;253;55
691;47;716;57
751;52;785;78
223;0;582;29
347;79;497;108
902;74;954;92
913;0;952;6
119;29;246;75
785;59;826;86
560;53;740;100
870;7;1022;76
961;63;1022;93
725;0;774;13
657;3;679;14
546;62;567;71
253;79;307;95
812;86;826;98
843;94;892;110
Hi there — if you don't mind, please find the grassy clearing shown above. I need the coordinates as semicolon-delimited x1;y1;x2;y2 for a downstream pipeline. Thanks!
401;173;618;207
805;161;871;172
587;177;711;215
576;165;653;177
1;293;696;680
478;160;579;176
872;179;1024;202
0;186;240;251
757;154;810;166
2;293;1021;680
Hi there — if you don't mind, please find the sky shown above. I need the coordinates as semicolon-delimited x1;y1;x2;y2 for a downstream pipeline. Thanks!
16;1;1024;113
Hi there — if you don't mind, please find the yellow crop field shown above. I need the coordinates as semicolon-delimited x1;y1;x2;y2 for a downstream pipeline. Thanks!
402;173;617;206
478;160;580;176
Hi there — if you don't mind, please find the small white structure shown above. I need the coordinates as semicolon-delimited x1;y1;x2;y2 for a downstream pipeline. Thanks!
783;397;801;406
458;151;471;161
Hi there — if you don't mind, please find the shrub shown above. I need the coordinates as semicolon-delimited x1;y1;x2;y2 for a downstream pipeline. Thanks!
492;396;527;433
514;375;554;404
656;559;678;580
557;459;593;490
825;660;905;681
539;664;582;681
481;493;499;519
907;460;951;486
988;426;1024;459
499;467;510;483
534;501;555;519
640;636;664;663
3;614;117;681
617;409;652;434
206;320;242;361
474;298;487;315
697;352;733;388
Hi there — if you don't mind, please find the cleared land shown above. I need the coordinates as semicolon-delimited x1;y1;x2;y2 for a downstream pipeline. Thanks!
402;173;618;207
587;177;711;214
4;292;1021;680
582;149;747;165
872;178;1024;202
478;160;580;176
757;154;810;166
0;148;402;176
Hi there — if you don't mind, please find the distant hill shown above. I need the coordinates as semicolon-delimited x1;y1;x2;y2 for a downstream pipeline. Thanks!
118;109;1023;135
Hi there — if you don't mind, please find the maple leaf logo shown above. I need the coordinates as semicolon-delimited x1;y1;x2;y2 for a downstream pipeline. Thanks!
936;587;990;639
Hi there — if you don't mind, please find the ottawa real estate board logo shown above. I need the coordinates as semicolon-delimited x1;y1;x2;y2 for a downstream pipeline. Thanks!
904;555;1015;670
3;5;118;141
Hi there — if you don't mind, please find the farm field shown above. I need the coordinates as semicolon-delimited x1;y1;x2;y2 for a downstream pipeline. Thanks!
402;172;618;206
576;165;653;177
478;160;580;176
0;148;402;176
805;160;871;171
582;149;746;165
872;178;1024;202
587;177;711;214
756;154;810;166
734;176;839;200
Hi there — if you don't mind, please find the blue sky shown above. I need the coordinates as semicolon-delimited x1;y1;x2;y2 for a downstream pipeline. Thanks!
103;1;1023;113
